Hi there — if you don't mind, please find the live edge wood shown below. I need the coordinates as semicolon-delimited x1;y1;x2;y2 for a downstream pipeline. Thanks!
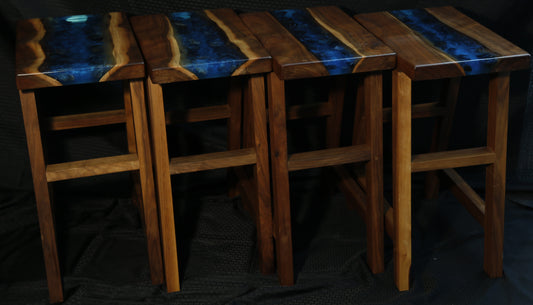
130;9;271;84
16;12;144;90
241;6;395;80
355;7;530;80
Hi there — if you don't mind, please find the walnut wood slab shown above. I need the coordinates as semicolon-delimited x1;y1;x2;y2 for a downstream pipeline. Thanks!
355;7;531;81
241;6;395;80
130;9;272;84
16;13;144;90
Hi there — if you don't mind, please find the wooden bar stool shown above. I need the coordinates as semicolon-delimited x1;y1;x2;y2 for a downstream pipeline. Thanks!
241;6;396;285
355;7;531;291
130;9;273;292
15;13;163;303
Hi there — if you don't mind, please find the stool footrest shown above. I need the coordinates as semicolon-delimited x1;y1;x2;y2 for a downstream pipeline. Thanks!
169;148;256;175
288;145;370;172
46;109;126;131
411;147;496;173
165;105;231;124
441;168;485;224
286;102;332;120
46;154;140;182
383;102;448;123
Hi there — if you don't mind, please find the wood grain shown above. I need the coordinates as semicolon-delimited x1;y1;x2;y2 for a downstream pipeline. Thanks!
325;78;345;148
227;78;243;198
247;75;275;274
364;72;384;274
411;147;496;173
169;148;256;175
287;145;371;172
392;70;412;291
355;8;530;80
130;9;271;84
267;72;294;285
484;72;509;278
129;79;164;285
46;154;140;182
16;13;144;90
241;7;395;80
19;89;64;303
145;76;181;292
45;109;126;131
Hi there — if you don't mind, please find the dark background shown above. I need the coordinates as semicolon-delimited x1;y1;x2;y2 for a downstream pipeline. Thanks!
0;0;532;304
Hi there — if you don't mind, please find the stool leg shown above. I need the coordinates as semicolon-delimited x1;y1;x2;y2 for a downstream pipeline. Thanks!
364;72;384;274
19;90;63;303
145;76;180;292
484;72;509;277
352;78;366;146
326;78;346;148
392;70;412;291
247;75;274;274
124;82;143;214
227;78;243;197
129;79;164;285
267;72;294;285
424;77;461;199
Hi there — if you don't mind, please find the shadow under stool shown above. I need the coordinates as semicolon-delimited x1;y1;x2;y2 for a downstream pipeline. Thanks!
355;6;531;291
15;12;164;303
241;6;396;285
130;9;273;292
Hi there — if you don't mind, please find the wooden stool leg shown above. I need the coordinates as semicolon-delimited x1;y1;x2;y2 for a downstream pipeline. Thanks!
145;77;180;292
247;75;275;274
267;72;294;285
123;81;144;220
19;90;63;303
484;72;510;277
425;77;461;199
364;72;384;274
227;78;243;197
129;79;164;285
392;70;412;291
326;78;346;148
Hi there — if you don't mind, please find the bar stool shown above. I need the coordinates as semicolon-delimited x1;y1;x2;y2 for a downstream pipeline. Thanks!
355;6;531;291
130;9;273;292
241;6;396;285
15;13;163;303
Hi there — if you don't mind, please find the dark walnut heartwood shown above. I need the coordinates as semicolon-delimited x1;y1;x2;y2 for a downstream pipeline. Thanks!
242;6;395;286
16;12;144;90
131;8;273;293
355;6;531;292
16;13;163;304
130;8;271;84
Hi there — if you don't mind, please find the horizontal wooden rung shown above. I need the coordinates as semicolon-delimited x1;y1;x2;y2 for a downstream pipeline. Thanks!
441;168;485;225
411;147;496;173
286;102;332;120
45;109;126;131
383;102;447;122
169;148;256;175
165;105;231;124
46;154;139;182
288;145;370;172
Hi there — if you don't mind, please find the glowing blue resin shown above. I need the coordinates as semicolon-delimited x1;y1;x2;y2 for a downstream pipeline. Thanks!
39;14;115;85
168;11;247;79
390;9;499;75
271;9;361;76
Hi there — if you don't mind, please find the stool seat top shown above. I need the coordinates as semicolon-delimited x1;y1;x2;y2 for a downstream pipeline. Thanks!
240;6;395;81
355;7;531;81
130;9;272;84
16;12;144;90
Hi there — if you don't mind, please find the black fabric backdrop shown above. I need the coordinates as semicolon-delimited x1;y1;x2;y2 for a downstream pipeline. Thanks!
1;0;532;304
